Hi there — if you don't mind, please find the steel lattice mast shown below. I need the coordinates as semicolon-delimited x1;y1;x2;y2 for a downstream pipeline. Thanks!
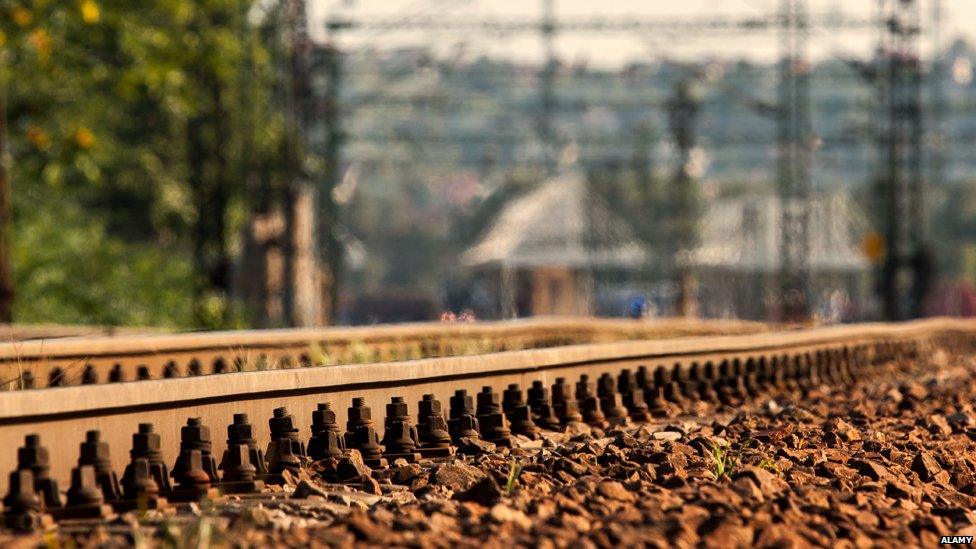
876;0;927;320
776;0;812;322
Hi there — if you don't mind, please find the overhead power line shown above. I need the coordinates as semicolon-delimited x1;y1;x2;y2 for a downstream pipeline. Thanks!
325;13;875;35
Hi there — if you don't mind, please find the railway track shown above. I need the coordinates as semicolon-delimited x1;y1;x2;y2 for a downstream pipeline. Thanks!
0;317;762;389
0;317;974;529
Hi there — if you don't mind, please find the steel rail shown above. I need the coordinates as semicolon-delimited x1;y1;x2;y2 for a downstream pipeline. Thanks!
0;318;763;389
0;317;972;494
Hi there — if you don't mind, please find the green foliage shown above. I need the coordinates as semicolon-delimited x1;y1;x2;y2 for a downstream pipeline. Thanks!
0;0;294;328
12;191;196;327
709;442;737;481
757;457;779;472
505;458;523;494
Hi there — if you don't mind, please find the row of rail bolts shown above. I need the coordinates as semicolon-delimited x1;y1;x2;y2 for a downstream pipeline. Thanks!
21;335;582;389
25;356;316;389
1;340;919;533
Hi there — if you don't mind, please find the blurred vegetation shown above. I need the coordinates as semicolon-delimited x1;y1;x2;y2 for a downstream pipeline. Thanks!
13;194;195;326
2;0;293;328
2;2;976;328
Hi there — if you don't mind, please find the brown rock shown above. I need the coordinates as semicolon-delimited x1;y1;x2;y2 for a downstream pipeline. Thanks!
390;464;424;485
293;479;329;499
333;450;373;481
596;480;636;503
454;475;503;506
556;512;592;532
701;519;754;549
688;435;728;457
923;414;953;436
457;437;496;456
822;448;850;463
488;504;532;529
848;458;890;481
555;458;590;477
731;466;788;495
789;468;829;487
815;462;857;482
428;512;457;533
610;433;639;449
656;461;688;481
731;476;764;501
652;430;682;442
346;510;389;543
432;462;486;492
947;412;974;432
886;480;921;502
360;475;382;495
798;486;831;510
409;474;429;492
824;417;862;442
748;425;793;445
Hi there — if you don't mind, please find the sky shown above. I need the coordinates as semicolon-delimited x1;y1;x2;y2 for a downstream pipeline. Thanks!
309;0;975;68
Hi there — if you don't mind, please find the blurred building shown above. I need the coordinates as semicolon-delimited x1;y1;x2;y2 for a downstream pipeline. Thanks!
235;198;367;328
235;186;325;328
462;173;646;317
687;192;871;321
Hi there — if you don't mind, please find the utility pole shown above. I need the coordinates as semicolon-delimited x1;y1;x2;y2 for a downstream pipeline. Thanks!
928;0;945;205
0;57;11;324
316;41;343;322
926;0;944;316
776;0;812;322
539;0;557;174
876;0;926;320
282;0;326;326
666;76;701;318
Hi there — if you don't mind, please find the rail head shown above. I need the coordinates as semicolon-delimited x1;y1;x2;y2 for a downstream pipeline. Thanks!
0;317;764;362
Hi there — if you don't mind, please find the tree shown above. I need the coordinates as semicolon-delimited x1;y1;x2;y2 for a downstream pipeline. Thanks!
0;0;297;328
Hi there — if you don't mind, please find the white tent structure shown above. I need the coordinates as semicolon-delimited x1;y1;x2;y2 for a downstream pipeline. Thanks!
687;192;870;320
688;193;869;273
463;173;647;317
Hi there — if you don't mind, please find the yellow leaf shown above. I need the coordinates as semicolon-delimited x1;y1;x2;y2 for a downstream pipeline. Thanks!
26;124;50;150
11;7;32;27
80;0;100;24
73;126;95;149
28;28;51;59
